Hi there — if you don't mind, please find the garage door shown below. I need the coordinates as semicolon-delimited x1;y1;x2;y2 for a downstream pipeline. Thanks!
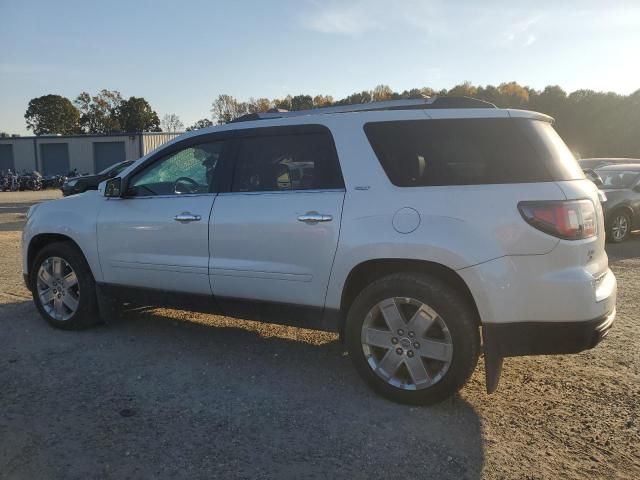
94;142;125;173
40;143;70;175
0;144;13;171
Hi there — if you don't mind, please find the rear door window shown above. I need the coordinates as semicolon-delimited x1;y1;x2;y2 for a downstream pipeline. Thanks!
231;130;344;192
364;118;583;187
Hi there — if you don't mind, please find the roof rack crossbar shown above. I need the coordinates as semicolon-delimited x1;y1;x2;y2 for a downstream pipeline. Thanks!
230;96;496;123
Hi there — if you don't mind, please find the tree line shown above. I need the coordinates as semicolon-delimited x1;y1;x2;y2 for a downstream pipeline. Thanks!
22;90;185;136
19;82;640;158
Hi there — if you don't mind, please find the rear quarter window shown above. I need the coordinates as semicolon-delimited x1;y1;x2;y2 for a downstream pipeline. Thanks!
364;118;583;187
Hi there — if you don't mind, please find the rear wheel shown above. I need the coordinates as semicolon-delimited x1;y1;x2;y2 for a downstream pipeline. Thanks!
608;211;631;243
345;273;480;405
31;242;100;330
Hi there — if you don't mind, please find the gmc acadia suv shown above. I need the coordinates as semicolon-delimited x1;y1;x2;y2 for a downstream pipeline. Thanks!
22;97;617;405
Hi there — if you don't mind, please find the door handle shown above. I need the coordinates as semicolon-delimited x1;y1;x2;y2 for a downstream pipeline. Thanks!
297;212;333;224
174;212;201;223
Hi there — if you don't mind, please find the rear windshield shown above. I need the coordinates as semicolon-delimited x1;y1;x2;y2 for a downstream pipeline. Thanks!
364;118;584;187
595;169;640;188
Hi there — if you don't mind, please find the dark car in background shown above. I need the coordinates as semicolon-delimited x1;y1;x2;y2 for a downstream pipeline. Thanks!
595;164;640;242
61;160;134;196
579;157;640;169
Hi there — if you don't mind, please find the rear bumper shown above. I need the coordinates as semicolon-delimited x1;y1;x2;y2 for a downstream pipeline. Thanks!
483;308;615;358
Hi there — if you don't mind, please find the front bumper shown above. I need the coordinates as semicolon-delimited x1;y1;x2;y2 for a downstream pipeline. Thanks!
483;308;615;358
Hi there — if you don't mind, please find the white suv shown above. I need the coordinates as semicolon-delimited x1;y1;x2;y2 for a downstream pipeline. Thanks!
22;97;617;404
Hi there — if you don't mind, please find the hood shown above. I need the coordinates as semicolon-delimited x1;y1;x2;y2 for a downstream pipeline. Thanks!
67;173;106;183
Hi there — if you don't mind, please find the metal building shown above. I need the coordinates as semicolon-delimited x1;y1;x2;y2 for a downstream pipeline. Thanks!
0;132;181;175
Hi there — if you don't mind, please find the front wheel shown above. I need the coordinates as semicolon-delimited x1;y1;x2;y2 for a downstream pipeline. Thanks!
608;211;631;243
345;273;480;405
31;242;100;330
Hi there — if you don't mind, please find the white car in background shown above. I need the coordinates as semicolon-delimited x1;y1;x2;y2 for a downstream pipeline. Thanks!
22;98;616;404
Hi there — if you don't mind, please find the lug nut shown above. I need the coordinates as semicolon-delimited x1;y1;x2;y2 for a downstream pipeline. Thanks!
397;329;405;336
408;331;415;338
391;337;398;344
413;342;420;349
395;348;403;355
407;350;414;358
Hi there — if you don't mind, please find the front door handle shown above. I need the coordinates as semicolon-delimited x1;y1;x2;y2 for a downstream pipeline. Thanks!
297;212;333;224
174;212;201;223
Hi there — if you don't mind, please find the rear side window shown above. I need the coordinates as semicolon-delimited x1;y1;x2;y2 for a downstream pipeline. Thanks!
364;118;584;187
231;132;344;192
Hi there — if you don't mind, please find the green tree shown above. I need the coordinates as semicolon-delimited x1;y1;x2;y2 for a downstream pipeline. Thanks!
273;95;293;111
290;94;314;111
74;89;123;133
335;90;373;105
186;119;214;131
115;97;161;132
24;94;80;135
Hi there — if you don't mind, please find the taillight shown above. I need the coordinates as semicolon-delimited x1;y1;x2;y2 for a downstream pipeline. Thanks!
518;200;597;240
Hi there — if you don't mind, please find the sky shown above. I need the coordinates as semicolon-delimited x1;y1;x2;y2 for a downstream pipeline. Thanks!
1;0;639;135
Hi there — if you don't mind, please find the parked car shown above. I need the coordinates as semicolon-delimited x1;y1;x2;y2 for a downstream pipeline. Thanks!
579;157;640;169
595;164;640;242
22;98;616;405
61;160;134;196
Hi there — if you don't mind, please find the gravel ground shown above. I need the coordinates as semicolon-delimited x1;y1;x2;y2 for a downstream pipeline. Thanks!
1;191;639;479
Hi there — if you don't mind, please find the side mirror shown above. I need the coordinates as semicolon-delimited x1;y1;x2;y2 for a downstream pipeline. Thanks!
104;177;122;197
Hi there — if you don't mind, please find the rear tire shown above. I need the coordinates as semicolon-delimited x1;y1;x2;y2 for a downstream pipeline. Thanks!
345;273;480;405
607;211;631;243
30;241;100;330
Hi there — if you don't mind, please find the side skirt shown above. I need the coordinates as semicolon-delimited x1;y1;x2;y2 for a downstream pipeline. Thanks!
96;283;341;332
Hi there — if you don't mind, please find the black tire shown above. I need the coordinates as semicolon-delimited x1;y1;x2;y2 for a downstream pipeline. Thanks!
607;210;631;243
30;241;100;330
345;273;480;405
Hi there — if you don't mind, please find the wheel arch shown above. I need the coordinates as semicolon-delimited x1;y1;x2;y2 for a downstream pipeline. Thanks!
338;258;481;335
610;204;634;219
27;233;85;278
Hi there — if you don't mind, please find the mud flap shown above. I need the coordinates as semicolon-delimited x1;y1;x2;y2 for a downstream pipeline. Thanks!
482;326;503;394
95;284;118;325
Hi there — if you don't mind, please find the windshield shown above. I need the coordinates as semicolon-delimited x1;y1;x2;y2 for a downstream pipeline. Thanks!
595;169;640;188
99;161;131;175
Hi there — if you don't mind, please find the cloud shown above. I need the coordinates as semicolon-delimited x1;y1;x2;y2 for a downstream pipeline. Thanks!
299;0;442;36
502;15;541;48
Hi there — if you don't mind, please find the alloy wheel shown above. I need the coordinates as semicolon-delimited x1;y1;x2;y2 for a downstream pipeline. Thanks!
361;297;453;390
612;215;629;241
36;256;80;321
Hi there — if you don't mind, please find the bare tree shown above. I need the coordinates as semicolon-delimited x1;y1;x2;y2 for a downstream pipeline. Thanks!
161;113;184;132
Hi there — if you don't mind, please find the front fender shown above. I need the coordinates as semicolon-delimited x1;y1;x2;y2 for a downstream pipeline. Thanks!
22;193;104;282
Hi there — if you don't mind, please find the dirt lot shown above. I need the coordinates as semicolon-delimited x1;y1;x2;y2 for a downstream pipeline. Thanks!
1;190;638;479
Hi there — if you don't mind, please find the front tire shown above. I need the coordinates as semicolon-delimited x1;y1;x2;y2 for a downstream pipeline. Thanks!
345;273;480;405
30;241;100;330
607;211;631;243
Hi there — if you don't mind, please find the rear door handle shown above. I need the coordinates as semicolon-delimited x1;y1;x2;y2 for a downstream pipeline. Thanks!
174;212;201;223
297;212;333;224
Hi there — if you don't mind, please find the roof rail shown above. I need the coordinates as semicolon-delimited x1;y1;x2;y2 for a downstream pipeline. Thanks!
230;96;496;123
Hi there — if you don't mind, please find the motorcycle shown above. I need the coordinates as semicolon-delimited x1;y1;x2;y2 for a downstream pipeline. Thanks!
0;170;20;192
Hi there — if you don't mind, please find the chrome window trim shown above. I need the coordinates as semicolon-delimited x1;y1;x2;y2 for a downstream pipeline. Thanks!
114;193;217;200
218;188;345;196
